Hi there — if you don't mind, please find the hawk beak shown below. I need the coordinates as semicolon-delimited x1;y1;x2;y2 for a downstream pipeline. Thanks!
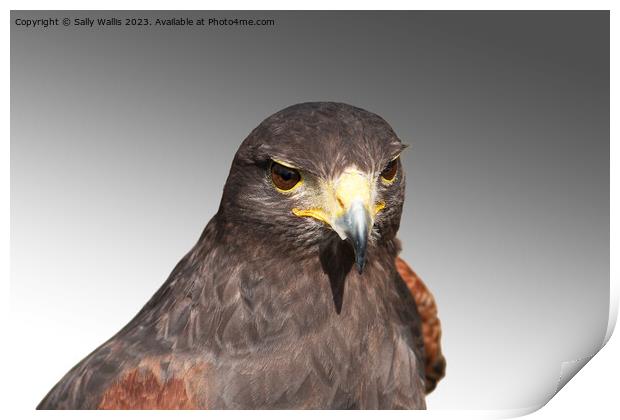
334;200;371;274
293;169;385;274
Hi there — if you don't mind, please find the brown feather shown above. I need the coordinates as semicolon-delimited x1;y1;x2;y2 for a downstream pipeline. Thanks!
395;257;446;394
98;357;210;409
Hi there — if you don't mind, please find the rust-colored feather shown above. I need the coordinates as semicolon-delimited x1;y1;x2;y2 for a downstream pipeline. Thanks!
98;358;209;409
98;369;194;409
395;257;446;394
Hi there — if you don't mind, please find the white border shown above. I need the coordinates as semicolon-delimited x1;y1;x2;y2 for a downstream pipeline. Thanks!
3;2;616;419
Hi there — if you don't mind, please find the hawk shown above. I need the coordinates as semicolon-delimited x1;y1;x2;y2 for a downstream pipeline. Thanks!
38;102;445;409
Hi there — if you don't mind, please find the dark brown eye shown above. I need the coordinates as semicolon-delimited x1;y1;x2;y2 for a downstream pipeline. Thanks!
271;162;301;191
381;158;399;181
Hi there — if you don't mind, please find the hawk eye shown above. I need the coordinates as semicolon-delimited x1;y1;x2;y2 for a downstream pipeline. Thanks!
381;158;399;182
270;162;301;191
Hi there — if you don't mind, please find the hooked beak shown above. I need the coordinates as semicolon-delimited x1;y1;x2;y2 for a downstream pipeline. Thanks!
292;168;385;274
334;200;371;273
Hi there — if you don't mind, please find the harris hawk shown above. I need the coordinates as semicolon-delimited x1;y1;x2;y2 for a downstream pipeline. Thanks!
38;102;445;409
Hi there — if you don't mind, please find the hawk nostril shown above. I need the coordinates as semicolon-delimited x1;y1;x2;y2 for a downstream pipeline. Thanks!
336;197;345;209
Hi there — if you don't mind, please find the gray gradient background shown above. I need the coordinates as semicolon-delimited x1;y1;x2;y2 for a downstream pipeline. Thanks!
11;11;609;410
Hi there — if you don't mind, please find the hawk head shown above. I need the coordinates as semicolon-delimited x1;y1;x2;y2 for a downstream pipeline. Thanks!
218;102;406;274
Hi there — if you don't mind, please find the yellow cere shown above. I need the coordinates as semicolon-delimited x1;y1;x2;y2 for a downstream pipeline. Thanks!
374;201;386;215
292;167;386;224
332;169;372;216
292;208;331;225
